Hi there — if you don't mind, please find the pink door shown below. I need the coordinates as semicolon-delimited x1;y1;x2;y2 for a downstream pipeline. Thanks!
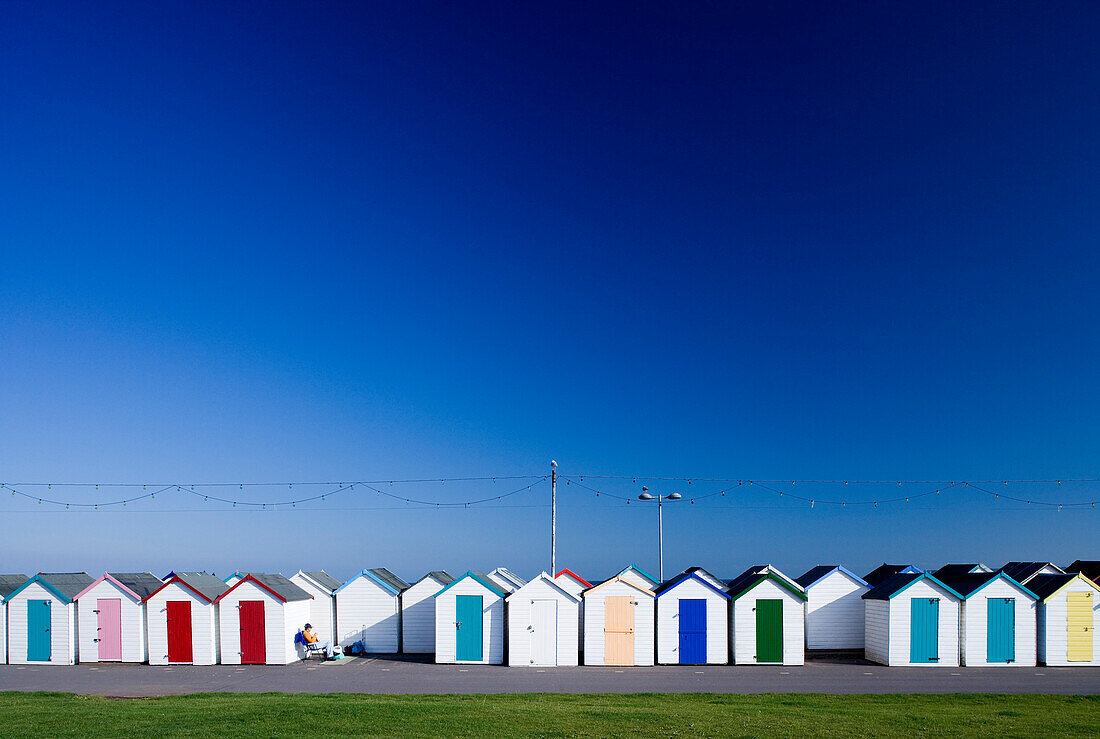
97;598;123;661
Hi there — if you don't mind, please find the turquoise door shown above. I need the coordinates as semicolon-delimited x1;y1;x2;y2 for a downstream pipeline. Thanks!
455;595;483;661
27;600;52;662
987;598;1015;663
910;598;939;663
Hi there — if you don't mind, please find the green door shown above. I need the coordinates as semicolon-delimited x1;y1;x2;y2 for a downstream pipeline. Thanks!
27;600;52;662
755;599;783;663
987;598;1015;663
910;598;939;663
455;595;483;661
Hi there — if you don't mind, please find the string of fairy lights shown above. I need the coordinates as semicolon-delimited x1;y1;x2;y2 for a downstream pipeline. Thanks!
0;472;1097;512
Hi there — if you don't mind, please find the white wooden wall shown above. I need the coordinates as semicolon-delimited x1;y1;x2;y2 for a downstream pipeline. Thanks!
506;578;579;667
76;580;146;663
0;602;7;663
289;574;336;646
6;583;77;665
552;574;586;654
146;583;218;665
434;579;504;664
883;580;960;667
401;577;446;654
487;571;519;594
582;580;655;666
730;579;805;665
218;581;307;665
335;576;400;652
805;570;867;649
960;580;1036;667
618;570;656;591
655;579;728;665
864;599;890;664
1038;580;1100;666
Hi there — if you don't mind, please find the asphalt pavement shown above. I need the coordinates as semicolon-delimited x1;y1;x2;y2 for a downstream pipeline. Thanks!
0;654;1097;697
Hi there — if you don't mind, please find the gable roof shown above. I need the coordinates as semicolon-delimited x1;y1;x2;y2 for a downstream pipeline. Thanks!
554;568;592;588
336;569;404;596
75;572;164;602
726;566;807;602
863;564;921;587
1064;560;1100;582
679;567;727;590
796;565;869;590
1027;573;1099;601
942;571;1037;600
0;574;29;601
433;571;508;599
215;573;312;603
584;575;656;598
6;572;95;604
998;562;1064;583
862;572;963;601
615;563;659;586
932;563;991;580
369;568;410;593
505;572;580;603
144;572;229;603
296;570;342;592
223;571;246;584
411;571;455;589
488;567;527;590
654;570;730;600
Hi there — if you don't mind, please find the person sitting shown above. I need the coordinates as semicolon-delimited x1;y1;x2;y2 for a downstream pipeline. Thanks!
302;623;338;659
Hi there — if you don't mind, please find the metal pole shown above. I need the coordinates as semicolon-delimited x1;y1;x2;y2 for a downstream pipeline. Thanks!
551;461;557;575
658;494;664;581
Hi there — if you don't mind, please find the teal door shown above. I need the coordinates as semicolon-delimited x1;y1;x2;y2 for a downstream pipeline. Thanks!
27;600;52;662
910;598;939;663
455;595;483;661
987;598;1015;663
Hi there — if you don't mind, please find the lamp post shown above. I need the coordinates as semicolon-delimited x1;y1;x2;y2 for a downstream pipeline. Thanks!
637;487;682;581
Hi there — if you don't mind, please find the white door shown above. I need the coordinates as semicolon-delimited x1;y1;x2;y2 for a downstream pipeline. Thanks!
530;600;557;666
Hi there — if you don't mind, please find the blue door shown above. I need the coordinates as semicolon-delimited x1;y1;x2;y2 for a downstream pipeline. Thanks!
678;599;707;664
987;598;1015;663
455;595;483;661
910;598;939;663
27;600;52;662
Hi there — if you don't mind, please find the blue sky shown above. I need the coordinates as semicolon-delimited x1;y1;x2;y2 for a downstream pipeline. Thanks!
1;2;1098;584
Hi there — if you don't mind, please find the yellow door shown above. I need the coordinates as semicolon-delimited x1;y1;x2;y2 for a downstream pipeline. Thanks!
1067;591;1094;662
604;596;634;666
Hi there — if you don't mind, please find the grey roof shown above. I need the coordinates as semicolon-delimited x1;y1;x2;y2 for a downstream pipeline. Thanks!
932;564;988;580
175;572;230;601
1064;560;1100;582
414;571;454;587
249;573;312;602
303;571;342;592
0;574;29;600
1027;573;1080;601
492;567;527;587
998;562;1063;583
108;572;164;600
39;572;94;601
795;566;838;588
369;568;410;593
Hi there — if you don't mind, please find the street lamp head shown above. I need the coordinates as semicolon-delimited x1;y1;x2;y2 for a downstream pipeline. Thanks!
551;460;557;468
667;493;682;500
638;492;655;501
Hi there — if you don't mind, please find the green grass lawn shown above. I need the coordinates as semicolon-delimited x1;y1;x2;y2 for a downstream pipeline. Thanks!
0;692;1094;737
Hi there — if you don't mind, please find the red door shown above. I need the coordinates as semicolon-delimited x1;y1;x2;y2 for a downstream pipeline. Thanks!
166;601;193;663
239;601;266;664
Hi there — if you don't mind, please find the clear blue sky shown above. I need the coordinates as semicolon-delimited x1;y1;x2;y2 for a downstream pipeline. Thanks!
2;2;1098;584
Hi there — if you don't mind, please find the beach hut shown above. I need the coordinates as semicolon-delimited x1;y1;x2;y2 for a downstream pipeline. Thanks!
335;568;409;652
401;571;454;654
223;572;246;587
1063;561;1100;583
1029;573;1100;666
998;562;1065;585
861;572;963;667
612;563;660;591
214;573;312;664
4;573;93;665
487;567;527;594
933;563;992;581
582;575;655;666
554;569;592;653
0;575;29;664
434;571;507;664
289;570;340;647
143;572;228;665
727;565;807;665
74;572;163;663
795;565;870;651
863;564;921;587
944;572;1037;667
654;568;729;665
505;572;580;666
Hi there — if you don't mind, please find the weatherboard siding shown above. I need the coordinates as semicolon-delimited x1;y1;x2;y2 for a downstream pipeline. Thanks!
1038;579;1100;666
656;578;727;665
336;576;401;652
76;580;146;663
402;577;446;654
0;603;6;663
435;578;504;664
730;578;805;665
218;580;305;665
864;599;890;664
289;574;336;646
618;569;656;591
960;579;1036;667
552;574;586;653
506;578;579;667
882;580;960;667
146;582;218;665
804;570;867;650
6;582;77;665
583;580;655;666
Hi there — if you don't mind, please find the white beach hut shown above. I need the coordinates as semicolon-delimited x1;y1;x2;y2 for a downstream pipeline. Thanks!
862;572;963;667
74;572;163;663
944;572;1037;667
582;575;655;666
335;568;409;653
487;567;527;594
0;575;29;664
795;565;870;651
4;573;93;666
289;570;341;647
143;572;228;665
554;568;592;654
401;571;455;654
1029;573;1100;666
727;565;807;665
505;572;580;667
434;571;507;664
214;573;312;664
612;563;660;591
654;568;729;665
